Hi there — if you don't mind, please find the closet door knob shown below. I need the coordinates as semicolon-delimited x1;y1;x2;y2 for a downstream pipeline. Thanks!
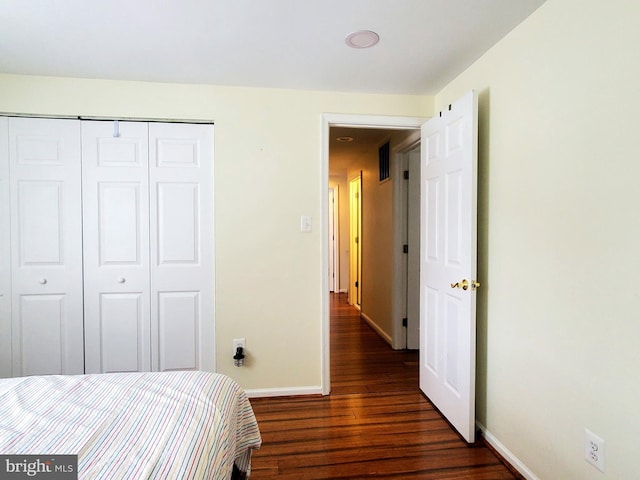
39;278;47;285
117;277;126;284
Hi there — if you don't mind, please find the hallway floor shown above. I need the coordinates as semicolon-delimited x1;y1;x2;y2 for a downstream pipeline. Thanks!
249;293;520;479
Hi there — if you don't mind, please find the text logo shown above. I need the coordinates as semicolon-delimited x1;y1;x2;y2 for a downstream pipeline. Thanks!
0;455;77;479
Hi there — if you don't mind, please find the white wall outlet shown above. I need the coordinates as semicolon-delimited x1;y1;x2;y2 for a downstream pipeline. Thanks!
585;428;605;472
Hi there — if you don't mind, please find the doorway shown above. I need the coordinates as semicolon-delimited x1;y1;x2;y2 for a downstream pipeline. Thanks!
348;174;362;308
322;113;425;394
328;186;339;293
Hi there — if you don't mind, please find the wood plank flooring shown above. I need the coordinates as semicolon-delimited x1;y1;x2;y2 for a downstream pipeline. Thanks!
249;293;519;479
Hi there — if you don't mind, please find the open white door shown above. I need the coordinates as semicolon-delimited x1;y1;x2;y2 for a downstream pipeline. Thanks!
419;91;478;443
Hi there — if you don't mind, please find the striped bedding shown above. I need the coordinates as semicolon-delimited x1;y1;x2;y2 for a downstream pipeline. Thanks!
0;371;261;479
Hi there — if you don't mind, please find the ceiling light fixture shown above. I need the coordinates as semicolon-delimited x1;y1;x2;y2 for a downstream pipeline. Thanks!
345;30;380;49
336;136;354;142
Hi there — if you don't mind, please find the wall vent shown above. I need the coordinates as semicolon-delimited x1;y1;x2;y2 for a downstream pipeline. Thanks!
379;141;390;181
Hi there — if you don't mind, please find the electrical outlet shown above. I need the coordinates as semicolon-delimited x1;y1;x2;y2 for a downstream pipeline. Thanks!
585;428;605;472
233;338;246;353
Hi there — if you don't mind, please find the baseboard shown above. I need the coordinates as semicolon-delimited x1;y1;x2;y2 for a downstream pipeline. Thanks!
245;385;323;398
477;422;539;480
360;312;393;346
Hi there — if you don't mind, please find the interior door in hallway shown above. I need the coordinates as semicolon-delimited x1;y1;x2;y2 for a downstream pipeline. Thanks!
419;91;478;443
349;174;362;308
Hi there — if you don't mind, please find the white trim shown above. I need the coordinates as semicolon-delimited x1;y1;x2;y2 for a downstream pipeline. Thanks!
321;113;426;395
245;386;323;398
360;312;393;346
477;422;540;480
0;113;214;124
323;114;426;129
321;117;331;395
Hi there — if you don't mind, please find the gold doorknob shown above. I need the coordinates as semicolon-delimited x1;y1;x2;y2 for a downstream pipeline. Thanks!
451;279;469;290
471;280;481;290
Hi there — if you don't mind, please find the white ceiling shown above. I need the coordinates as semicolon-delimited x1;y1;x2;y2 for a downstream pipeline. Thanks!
0;0;545;96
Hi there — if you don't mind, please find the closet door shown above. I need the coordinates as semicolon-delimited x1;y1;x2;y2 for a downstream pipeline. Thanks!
9;117;84;376
0;118;11;378
149;123;214;372
82;121;151;373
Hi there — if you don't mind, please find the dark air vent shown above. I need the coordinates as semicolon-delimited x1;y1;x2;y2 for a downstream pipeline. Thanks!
379;141;390;181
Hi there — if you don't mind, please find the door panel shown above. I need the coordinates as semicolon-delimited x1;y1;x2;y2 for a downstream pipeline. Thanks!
158;291;199;371
0;118;10;377
157;183;199;263
8;117;84;376
98;183;143;264
149;123;214;372
18;181;63;264
19;294;65;375
420;91;478;443
82;120;151;373
99;292;144;373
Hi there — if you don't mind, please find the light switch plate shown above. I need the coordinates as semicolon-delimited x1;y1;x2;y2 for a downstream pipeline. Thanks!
300;215;312;233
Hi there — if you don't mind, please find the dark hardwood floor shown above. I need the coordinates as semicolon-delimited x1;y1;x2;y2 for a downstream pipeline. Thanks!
249;293;518;479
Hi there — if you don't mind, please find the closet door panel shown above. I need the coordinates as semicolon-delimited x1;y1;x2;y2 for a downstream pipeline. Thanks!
8;117;84;376
19;294;65;375
158;291;199;371
149;123;214;372
99;292;145;373
82;121;151;373
17;181;64;263
157;183;199;263
0;118;11;378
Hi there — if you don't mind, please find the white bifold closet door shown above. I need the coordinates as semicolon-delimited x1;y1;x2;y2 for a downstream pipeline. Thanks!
7;117;85;376
82;121;214;374
0;117;11;378
82;121;151;373
148;122;214;373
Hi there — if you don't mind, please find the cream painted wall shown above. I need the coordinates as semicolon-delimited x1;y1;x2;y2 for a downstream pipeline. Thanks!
436;0;640;478
0;73;431;392
359;141;395;340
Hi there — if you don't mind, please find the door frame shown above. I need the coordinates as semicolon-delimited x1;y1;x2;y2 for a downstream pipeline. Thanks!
321;113;426;395
328;185;339;293
391;132;421;350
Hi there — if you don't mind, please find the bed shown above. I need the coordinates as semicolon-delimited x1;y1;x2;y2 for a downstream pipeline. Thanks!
0;371;261;479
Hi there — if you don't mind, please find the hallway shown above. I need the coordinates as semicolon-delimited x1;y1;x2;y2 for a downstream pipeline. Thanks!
249;293;519;479
329;292;419;395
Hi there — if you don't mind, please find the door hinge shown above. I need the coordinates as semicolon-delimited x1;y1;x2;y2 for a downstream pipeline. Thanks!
403;170;409;180
402;318;408;327
403;244;409;254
